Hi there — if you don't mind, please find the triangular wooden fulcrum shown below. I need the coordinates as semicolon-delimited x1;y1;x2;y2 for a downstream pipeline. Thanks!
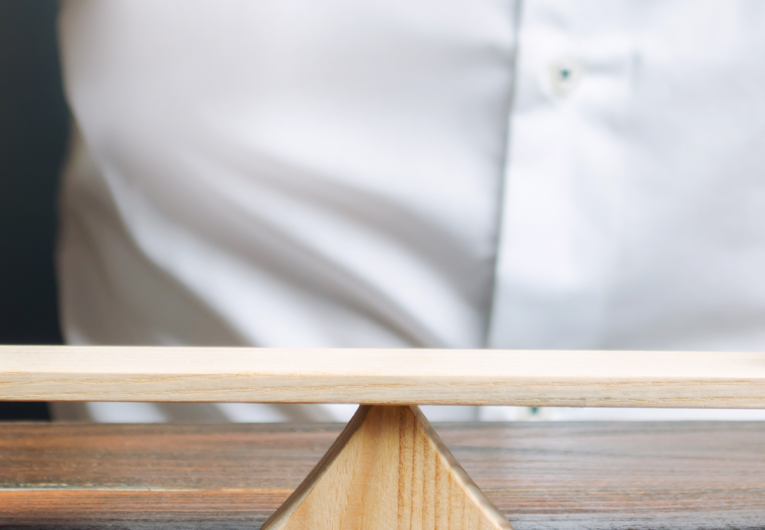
262;405;512;530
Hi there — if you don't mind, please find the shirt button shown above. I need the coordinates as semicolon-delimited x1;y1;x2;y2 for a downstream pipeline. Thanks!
549;56;584;96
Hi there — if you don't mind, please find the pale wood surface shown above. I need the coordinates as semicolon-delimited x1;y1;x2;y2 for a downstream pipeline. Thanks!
2;421;765;529
2;345;765;407
263;405;511;530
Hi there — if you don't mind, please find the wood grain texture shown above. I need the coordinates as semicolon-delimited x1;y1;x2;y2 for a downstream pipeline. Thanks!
263;406;511;530
1;421;764;529
3;346;765;407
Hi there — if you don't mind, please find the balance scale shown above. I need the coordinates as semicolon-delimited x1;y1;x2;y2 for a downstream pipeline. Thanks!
3;347;764;529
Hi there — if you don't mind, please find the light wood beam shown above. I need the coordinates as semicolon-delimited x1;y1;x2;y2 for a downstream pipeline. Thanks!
1;346;764;407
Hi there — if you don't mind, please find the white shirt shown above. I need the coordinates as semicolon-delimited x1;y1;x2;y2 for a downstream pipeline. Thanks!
54;0;765;422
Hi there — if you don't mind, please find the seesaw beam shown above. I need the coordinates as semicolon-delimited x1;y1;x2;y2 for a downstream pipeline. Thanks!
2;346;765;407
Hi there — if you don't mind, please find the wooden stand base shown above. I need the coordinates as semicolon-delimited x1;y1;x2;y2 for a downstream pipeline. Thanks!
262;405;511;530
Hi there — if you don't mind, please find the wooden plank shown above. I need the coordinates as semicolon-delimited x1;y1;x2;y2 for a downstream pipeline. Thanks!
2;422;765;529
2;345;765;406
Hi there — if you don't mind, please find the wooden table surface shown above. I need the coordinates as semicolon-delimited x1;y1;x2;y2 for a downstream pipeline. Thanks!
1;421;764;529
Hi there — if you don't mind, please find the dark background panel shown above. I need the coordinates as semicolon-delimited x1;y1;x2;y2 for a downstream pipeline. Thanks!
0;0;71;419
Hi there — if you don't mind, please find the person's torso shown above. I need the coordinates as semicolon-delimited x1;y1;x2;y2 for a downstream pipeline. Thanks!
56;0;765;422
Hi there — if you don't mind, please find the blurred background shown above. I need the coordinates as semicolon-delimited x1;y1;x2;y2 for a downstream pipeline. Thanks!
0;0;69;420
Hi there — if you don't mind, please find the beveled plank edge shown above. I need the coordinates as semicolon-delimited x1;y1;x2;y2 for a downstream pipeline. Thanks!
2;375;765;406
